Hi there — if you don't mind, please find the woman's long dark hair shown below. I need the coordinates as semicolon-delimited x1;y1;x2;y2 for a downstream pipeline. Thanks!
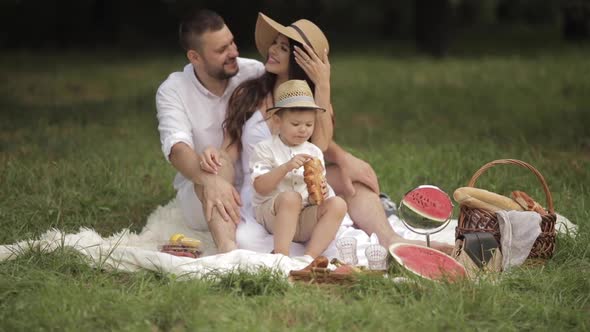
223;39;315;151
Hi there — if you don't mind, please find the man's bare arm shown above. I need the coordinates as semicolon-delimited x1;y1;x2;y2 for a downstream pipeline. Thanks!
169;142;241;223
169;142;220;185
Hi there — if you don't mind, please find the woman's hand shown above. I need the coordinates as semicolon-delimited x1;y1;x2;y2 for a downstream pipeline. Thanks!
293;44;330;87
339;152;380;196
199;146;223;174
295;44;333;151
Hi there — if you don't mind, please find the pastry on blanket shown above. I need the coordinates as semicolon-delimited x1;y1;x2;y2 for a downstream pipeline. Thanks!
511;190;548;215
304;256;329;270
290;256;330;274
454;187;523;212
303;158;325;205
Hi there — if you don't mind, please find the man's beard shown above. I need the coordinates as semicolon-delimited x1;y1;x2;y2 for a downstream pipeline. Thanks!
205;59;239;80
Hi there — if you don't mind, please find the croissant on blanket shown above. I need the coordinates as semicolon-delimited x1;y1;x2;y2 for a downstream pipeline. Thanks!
303;158;325;205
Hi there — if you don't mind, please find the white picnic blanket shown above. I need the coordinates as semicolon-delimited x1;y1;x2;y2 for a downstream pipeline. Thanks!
0;199;577;278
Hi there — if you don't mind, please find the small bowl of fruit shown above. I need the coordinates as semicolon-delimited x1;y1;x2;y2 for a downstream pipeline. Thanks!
159;233;203;258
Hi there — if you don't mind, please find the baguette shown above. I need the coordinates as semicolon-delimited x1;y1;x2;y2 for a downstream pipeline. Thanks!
454;187;523;212
303;158;325;205
456;197;502;212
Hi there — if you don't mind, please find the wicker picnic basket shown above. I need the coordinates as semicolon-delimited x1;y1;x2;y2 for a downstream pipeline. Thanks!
455;159;557;259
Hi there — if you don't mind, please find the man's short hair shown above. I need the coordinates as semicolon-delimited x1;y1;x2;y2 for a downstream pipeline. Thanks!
179;9;225;51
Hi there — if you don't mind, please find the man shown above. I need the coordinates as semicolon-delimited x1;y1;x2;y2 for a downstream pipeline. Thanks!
156;10;264;252
156;10;443;253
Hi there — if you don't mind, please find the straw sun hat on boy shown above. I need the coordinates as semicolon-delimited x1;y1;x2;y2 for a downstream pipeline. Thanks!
267;80;326;114
255;12;329;60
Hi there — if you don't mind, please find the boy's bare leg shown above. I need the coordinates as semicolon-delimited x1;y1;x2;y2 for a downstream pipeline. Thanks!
272;192;302;256
304;196;347;258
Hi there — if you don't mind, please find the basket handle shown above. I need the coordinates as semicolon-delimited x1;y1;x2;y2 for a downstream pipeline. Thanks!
467;159;555;213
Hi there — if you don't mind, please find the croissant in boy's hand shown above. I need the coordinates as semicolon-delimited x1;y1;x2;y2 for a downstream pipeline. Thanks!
303;158;325;205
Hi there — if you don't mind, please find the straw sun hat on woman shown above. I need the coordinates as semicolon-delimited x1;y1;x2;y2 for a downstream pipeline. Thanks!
255;12;330;59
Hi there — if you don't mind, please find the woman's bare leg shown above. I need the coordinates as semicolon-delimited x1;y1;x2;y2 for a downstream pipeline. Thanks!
326;165;453;253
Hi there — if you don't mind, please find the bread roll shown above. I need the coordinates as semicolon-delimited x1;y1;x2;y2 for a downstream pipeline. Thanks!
303;158;325;205
511;190;547;215
454;187;523;212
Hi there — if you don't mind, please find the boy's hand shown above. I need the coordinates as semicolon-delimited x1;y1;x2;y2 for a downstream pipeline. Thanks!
284;154;313;172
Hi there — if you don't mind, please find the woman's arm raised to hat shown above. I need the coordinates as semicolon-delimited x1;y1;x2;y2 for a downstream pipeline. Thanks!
294;44;334;151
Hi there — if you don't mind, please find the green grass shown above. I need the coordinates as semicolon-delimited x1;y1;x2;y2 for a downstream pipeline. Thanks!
1;39;589;330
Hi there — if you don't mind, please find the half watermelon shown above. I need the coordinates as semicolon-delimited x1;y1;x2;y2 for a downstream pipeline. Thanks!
401;185;453;223
389;243;467;282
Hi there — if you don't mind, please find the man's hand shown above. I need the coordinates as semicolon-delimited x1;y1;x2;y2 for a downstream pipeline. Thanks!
199;175;242;225
338;152;380;196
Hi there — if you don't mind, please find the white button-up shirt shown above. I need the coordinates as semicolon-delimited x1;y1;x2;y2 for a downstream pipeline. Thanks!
156;58;264;189
250;135;326;207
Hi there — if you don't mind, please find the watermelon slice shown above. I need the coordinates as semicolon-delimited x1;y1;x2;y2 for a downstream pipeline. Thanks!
389;243;467;282
401;185;452;222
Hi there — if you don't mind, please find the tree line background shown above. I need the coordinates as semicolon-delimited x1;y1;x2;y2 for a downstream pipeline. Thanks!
1;0;589;56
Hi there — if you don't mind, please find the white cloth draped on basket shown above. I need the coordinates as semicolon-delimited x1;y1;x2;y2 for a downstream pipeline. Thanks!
497;210;542;270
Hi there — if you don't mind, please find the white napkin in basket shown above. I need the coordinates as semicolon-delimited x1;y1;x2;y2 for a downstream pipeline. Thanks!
497;210;542;270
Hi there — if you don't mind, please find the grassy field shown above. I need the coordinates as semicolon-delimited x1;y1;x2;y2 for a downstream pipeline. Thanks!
1;37;589;330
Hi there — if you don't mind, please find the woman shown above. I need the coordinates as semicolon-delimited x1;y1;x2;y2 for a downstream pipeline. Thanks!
201;13;452;256
223;13;351;255
223;13;334;154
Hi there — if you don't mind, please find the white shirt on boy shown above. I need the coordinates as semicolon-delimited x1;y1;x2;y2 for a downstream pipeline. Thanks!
250;134;327;207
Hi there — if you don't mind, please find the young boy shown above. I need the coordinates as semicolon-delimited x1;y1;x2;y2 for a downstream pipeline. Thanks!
250;80;347;257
